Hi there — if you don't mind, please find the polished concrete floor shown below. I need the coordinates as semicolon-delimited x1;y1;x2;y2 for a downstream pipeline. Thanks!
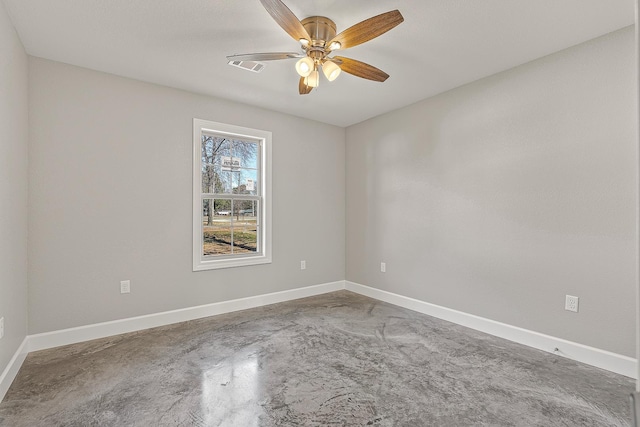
0;291;634;426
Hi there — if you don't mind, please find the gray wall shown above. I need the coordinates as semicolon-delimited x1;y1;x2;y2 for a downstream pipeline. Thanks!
0;1;28;372
345;27;636;357
28;58;345;334
13;22;639;361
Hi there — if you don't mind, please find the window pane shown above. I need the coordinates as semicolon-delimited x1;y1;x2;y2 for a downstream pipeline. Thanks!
202;136;234;194
235;169;258;195
203;198;214;227
202;136;231;166
214;138;233;160
217;169;233;194
201;135;215;163
232;200;258;253
202;164;216;194
201;136;215;194
203;199;233;256
233;140;258;170
203;165;233;194
231;170;242;194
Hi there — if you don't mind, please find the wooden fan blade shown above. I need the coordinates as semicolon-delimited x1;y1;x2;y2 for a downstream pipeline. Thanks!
227;52;302;62
333;56;389;82
259;0;311;42
299;77;313;95
328;10;403;50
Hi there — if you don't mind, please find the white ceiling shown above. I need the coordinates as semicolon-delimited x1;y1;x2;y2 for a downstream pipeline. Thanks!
3;0;635;127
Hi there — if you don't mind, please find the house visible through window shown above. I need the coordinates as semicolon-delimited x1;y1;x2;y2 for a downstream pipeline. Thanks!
193;119;271;271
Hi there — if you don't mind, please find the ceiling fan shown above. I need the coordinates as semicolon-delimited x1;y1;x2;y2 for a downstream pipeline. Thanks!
227;0;404;95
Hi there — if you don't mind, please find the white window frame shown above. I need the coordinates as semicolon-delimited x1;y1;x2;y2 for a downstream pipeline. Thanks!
193;118;272;271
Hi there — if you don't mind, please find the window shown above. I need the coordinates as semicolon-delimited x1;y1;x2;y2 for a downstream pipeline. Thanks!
193;119;271;271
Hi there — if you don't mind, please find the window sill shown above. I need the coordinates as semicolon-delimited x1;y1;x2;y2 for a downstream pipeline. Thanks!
193;254;272;271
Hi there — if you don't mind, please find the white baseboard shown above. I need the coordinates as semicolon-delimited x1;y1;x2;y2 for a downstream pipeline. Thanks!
27;281;345;353
345;281;637;379
2;281;343;402
2;279;634;403
0;337;29;402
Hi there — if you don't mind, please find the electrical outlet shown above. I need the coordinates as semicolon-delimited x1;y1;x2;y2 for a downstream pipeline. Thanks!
300;260;306;270
0;317;4;339
120;280;131;294
565;295;579;312
381;262;386;273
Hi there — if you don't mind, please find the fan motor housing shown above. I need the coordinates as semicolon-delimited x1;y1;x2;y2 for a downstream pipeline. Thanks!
301;16;336;47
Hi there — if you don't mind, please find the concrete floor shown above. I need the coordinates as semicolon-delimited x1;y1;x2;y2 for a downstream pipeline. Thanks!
0;291;634;426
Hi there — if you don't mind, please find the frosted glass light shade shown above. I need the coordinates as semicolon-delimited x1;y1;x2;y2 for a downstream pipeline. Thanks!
295;57;314;77
304;70;320;88
322;61;341;82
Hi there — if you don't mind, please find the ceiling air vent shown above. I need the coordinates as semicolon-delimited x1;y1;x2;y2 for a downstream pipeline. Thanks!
227;60;265;73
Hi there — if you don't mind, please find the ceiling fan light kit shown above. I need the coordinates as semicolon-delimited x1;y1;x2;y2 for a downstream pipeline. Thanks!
304;69;320;88
227;0;404;95
295;56;314;77
322;60;341;82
